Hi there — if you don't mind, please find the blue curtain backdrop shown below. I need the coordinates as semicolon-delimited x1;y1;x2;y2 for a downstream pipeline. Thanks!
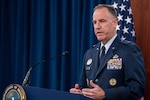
0;0;111;96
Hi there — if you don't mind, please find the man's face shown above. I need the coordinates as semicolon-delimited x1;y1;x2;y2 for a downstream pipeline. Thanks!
92;7;118;44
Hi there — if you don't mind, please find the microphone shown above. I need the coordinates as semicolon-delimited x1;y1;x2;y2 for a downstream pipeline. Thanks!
22;51;69;86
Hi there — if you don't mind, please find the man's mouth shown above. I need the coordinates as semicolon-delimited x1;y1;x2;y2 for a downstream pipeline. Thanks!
96;32;103;34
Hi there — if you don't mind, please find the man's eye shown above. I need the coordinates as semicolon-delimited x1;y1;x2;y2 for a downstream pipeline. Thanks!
100;19;106;22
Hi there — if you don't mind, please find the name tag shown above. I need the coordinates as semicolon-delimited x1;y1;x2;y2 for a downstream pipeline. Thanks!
85;67;91;70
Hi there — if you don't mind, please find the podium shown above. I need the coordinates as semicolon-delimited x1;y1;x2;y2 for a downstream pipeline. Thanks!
2;84;92;100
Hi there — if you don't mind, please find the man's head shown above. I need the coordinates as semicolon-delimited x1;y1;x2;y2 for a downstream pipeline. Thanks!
92;4;118;44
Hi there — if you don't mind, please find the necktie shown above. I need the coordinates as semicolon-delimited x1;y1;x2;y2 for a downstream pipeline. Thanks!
100;46;105;63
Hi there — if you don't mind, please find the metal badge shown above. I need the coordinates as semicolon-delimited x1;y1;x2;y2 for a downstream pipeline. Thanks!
87;59;92;65
109;78;117;86
113;54;119;59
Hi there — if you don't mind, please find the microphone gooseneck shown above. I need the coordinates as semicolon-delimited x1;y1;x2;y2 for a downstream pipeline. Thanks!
22;51;69;86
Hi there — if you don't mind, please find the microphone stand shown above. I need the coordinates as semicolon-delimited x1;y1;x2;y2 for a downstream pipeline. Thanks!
22;51;69;86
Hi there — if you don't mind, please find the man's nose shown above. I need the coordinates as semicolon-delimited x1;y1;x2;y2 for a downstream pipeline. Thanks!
95;23;102;29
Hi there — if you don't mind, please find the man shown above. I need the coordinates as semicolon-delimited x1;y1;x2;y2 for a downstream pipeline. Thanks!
70;4;146;100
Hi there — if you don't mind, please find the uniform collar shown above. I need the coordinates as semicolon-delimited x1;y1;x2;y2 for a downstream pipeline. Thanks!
101;34;117;54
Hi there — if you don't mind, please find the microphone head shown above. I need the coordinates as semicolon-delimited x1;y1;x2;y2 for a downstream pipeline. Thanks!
62;51;69;55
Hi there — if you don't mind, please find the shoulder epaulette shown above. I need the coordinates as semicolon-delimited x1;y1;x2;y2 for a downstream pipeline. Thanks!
92;42;100;48
121;39;135;46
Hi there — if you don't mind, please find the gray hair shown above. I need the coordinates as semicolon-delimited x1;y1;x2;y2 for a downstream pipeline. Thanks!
93;4;117;18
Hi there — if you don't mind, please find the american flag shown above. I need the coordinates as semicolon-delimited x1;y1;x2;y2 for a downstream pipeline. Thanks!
112;1;144;100
111;0;136;42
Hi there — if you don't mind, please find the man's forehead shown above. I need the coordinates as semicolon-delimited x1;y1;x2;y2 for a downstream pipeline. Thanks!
92;8;114;20
93;8;109;17
93;7;109;14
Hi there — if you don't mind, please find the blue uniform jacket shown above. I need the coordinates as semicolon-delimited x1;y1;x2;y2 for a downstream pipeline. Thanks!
79;36;146;100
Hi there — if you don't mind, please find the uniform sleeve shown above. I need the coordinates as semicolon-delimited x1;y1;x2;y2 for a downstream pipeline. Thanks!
78;52;88;89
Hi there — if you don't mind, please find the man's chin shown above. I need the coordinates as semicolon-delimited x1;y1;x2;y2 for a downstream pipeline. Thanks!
97;37;104;42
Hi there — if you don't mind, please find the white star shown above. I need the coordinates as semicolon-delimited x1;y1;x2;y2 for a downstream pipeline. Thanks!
125;16;132;24
116;24;120;31
131;29;136;37
123;0;129;2
128;7;132;15
119;3;126;11
117;14;123;21
121;35;126;40
112;2;118;9
123;26;129;34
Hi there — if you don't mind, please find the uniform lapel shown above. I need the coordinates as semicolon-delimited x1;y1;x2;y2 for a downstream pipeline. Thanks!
94;36;120;79
90;43;101;78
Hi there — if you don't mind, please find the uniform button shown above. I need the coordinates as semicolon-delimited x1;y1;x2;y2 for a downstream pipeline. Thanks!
95;79;99;83
96;48;99;50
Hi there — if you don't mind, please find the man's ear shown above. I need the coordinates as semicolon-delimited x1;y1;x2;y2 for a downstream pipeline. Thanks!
112;18;118;28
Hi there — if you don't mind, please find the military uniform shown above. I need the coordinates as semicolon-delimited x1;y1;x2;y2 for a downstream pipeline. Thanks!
79;36;146;100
